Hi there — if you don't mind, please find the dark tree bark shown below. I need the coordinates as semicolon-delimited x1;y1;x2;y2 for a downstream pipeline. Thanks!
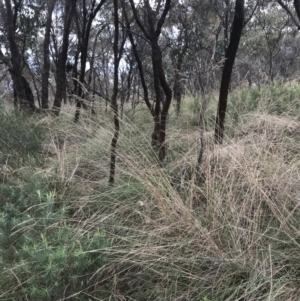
109;0;120;184
173;70;181;116
128;0;172;162
52;0;77;115
173;48;187;116
41;0;56;109
74;0;106;123
223;0;230;53
120;58;133;120
122;2;152;114
87;27;104;90
294;0;300;22
0;0;36;112
168;3;190;117
276;0;300;28
214;0;244;144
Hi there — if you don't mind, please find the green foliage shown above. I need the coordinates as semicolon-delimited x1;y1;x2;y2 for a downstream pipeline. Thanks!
3;81;300;300
266;81;300;115
0;108;45;166
0;173;108;300
16;229;107;300
227;81;300;120
227;85;261;124
187;96;201;116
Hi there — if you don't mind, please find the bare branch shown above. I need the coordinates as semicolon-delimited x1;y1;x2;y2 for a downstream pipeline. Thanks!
128;0;151;40
155;0;171;37
276;0;300;28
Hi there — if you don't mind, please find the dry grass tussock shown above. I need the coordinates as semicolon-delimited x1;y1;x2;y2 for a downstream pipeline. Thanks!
37;100;300;300
2;96;300;300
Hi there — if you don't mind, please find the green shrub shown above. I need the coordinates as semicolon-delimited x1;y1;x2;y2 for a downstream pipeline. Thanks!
16;229;107;300
0;173;109;300
227;81;300;120
0;108;45;166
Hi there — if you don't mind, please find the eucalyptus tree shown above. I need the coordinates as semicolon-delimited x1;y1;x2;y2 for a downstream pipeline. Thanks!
165;0;192;116
128;0;172;162
74;0;107;123
121;1;152;116
256;2;291;82
52;0;77;115
109;0;121;184
41;0;57;109
215;0;245;144
0;0;37;111
86;26;106;101
231;0;300;87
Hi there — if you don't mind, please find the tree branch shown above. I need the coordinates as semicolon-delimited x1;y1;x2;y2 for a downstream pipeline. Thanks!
128;0;151;40
276;0;300;28
155;0;171;37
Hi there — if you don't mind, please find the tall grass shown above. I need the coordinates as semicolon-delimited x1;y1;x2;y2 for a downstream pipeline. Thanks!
1;82;300;300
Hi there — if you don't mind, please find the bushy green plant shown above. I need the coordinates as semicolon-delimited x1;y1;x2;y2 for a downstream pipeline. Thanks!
15;229;107;300
227;81;300;120
227;86;261;123
0;108;45;166
266;81;300;115
0;173;109;300
3;81;300;300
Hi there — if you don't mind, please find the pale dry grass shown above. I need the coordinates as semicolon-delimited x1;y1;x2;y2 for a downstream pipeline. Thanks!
31;97;300;300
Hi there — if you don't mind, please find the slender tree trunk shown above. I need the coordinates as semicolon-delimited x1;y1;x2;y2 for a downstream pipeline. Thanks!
151;43;162;148
72;48;80;104
150;40;173;161
224;0;230;53
173;65;182;117
121;1;154;135
53;0;77;115
173;47;188;117
109;0;120;184
214;0;244;144
27;65;41;108
41;0;56;109
122;1;152;114
87;28;103;90
125;62;133;104
196;23;221;173
128;0;172;162
156;43;173;161
0;0;36;112
276;0;300;28
74;0;106;123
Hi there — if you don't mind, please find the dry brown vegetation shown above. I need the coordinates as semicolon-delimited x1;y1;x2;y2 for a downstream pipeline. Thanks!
1;83;300;300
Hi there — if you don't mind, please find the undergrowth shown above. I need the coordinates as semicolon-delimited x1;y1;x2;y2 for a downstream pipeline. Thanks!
1;82;300;300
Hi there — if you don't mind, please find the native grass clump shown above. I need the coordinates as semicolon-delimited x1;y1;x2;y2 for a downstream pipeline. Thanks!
1;83;300;300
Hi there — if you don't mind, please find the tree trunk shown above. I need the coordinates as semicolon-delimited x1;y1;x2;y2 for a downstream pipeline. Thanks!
156;43;173;162
173;65;182;116
53;0;77;115
74;0;106;123
41;0;56;109
109;0;120;184
0;0;36;112
128;0;172;162
214;0;244;144
151;43;162;148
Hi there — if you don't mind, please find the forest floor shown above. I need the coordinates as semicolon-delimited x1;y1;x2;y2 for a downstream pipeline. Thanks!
1;81;300;300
